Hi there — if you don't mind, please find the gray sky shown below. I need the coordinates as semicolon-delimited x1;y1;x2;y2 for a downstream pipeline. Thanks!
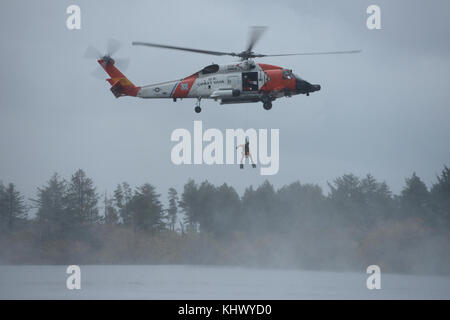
0;0;449;203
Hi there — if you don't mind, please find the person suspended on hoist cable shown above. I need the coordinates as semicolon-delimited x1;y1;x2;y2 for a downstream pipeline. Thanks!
236;137;256;169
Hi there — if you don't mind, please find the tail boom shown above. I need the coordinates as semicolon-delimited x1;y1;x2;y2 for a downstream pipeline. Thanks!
98;59;140;98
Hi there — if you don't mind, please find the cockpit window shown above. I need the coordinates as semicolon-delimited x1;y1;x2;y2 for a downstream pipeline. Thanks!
200;64;219;75
282;69;293;80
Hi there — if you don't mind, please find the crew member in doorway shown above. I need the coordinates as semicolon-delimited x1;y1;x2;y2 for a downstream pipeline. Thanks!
236;137;256;169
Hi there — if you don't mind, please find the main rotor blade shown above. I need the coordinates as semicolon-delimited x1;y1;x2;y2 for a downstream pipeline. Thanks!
256;49;362;57
246;26;267;53
107;38;122;56
132;41;234;57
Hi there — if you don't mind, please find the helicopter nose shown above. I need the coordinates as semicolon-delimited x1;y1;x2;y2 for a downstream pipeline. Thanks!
295;79;308;92
295;77;321;94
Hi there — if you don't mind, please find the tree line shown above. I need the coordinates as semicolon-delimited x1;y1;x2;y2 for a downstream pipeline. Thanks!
0;166;449;274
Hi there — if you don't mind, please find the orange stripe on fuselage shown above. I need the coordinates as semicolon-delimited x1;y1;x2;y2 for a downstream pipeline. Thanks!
172;74;197;98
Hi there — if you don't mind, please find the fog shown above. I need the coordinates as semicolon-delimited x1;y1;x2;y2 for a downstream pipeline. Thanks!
2;265;450;299
1;169;450;276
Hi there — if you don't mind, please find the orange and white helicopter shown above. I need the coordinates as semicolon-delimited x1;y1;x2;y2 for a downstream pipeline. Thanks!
87;27;360;113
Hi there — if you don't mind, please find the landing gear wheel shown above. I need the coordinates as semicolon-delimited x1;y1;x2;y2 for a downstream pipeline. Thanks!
263;101;272;110
194;98;202;113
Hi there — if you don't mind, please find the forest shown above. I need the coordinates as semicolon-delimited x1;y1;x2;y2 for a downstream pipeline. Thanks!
1;166;449;275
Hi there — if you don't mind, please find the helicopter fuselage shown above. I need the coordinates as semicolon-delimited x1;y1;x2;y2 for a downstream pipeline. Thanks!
98;58;320;112
136;61;320;104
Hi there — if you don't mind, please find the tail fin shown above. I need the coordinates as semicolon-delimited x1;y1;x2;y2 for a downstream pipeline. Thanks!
98;58;140;98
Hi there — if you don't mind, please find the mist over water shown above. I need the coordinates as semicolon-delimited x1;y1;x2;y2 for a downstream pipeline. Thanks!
2;265;450;299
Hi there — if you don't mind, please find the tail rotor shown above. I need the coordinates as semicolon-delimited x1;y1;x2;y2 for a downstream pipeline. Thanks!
84;39;130;78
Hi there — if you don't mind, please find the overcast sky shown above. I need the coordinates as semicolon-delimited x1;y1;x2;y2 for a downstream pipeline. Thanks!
0;0;449;203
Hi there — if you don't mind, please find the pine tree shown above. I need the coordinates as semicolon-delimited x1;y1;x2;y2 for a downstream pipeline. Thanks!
277;181;327;233
0;182;5;230
114;182;133;225
328;174;394;232
179;179;200;232
360;174;394;223
195;181;217;233
167;188;178;231
211;183;241;237
430;166;450;227
241;180;278;233
64;169;100;225
104;192;119;225
33;173;67;238
400;172;430;219
129;183;165;233
0;182;27;232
